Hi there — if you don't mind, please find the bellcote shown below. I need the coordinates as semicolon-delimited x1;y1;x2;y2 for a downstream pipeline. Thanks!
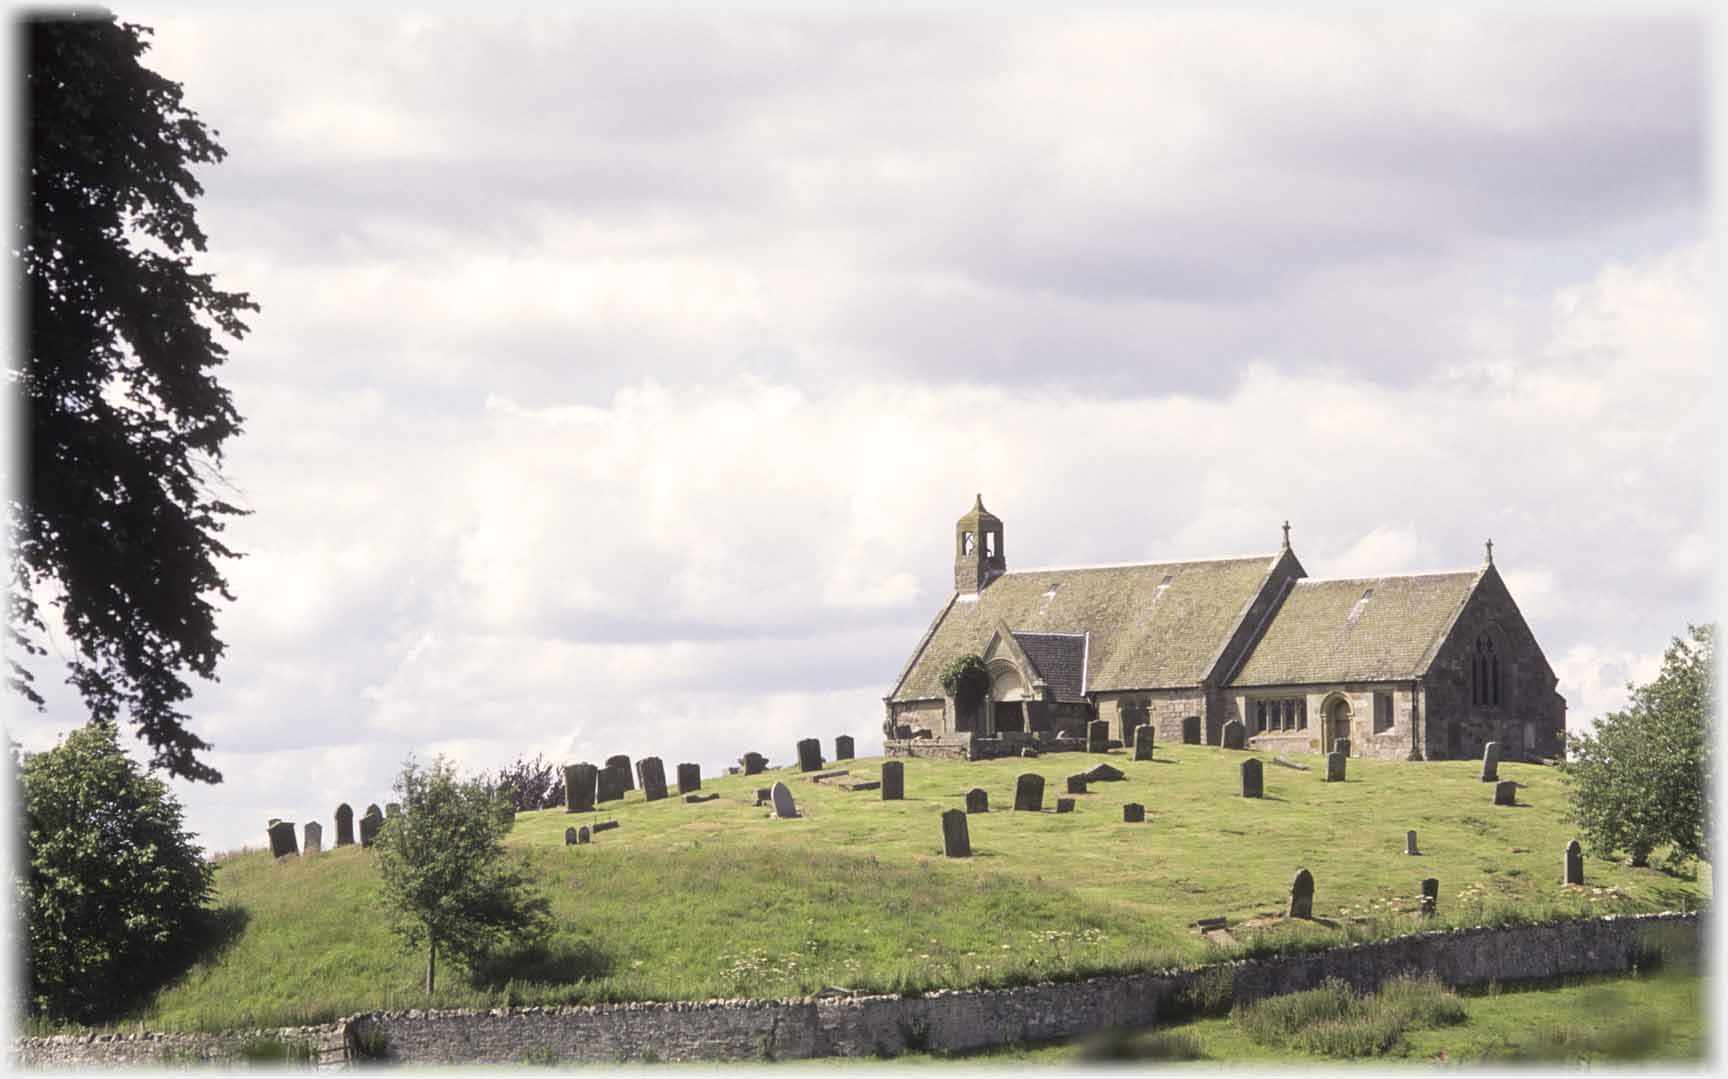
955;493;1006;594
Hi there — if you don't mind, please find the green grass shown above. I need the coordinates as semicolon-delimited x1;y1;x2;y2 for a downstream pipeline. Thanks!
56;747;1709;1033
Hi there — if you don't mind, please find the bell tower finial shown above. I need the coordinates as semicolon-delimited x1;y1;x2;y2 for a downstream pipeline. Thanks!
1484;538;1494;566
1281;520;1291;550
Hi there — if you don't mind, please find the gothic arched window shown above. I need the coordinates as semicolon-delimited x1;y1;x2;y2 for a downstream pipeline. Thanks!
1473;633;1501;708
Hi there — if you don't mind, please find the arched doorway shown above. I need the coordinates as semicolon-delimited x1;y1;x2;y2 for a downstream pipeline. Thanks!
987;662;1030;734
1321;693;1353;753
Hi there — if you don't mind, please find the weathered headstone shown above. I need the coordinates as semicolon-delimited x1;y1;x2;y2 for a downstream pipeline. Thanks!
840;780;880;792
965;788;989;814
1333;738;1351;758
592;820;618;833
1481;742;1500;783
334;803;355;847
835;735;855;761
1014;773;1045;812
1055;797;1076;814
1493;780;1516;806
1066;774;1088;794
1406;830;1420;856
771;781;798;819
1133;724;1155;761
684;792;718;804
1082;763;1126;783
303;821;322;855
639;757;668;802
385;802;400;819
565;827;579;845
359;809;383;848
796;738;824;773
1564;839;1584;885
942;809;971;858
1123;803;1145;823
267;820;298;859
564;763;598;813
1221;719;1246;750
607;754;635;790
596;764;628;804
1087;720;1110;753
742;752;768;776
1288;868;1314;918
676;762;701;794
578;826;591;843
365;803;382;820
809;769;849;783
754;786;772;805
1325;752;1346;783
881;760;905;801
1420;878;1438;917
1241;758;1264;798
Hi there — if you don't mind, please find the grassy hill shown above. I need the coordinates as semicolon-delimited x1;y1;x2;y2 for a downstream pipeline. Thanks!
118;745;1708;1032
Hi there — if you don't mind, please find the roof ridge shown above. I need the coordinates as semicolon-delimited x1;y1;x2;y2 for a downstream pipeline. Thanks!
1296;569;1480;584
1006;553;1279;575
1012;630;1088;638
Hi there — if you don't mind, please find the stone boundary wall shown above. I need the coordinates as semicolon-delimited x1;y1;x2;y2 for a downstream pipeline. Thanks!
13;1021;347;1070
352;912;1697;1065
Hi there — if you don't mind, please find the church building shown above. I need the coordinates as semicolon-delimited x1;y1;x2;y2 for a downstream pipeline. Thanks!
885;496;1567;762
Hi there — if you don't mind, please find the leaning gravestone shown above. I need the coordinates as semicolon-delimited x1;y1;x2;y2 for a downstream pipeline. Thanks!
1493;780;1516;806
565;827;579;846
1325;752;1347;783
1221;720;1246;750
607;754;635;790
1420;878;1439;917
965;788;989;814
742;752;768;776
1014;773;1045;812
303;821;322;856
1066;774;1088;794
1055;798;1076;814
881;761;905;801
1481;742;1501;783
1083;763;1126;783
676;762;701;794
797;738;825;773
1406;830;1420;856
1087;720;1110;753
639;757;669;802
359;808;384;848
267;820;298;859
771;781;798;819
835;735;855;761
942;809;971;858
1133;724;1155;761
564;763;598;813
1333;738;1351;758
1241;758;1264;798
1564;839;1584;886
596;764;628;804
1123;803;1145;823
334;803;355;847
1288;868;1314;919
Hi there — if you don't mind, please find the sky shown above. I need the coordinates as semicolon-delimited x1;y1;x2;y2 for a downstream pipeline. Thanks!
6;10;1713;857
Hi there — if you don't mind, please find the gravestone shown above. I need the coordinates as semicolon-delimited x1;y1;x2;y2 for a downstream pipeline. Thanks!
385;802;400;819
1086;720;1110;753
1221;720;1246;750
754;787;772;805
1123;803;1145;823
742;752;768;776
303;821;322;855
797;738;824;773
578;826;591;844
1325;752;1346;783
881;761;905;801
835;735;855;761
1014;773;1045;812
965;788;989;814
565;827;579;846
1564;839;1584;886
267;820;298;859
1241;758;1264;798
592;820;618;833
941;809;971;858
1493;780;1516;806
334;803;355;847
684;792;718;804
639;757;669;802
1055;798;1076;814
564;763;598;813
1133;724;1155;761
1420;878;1438;917
676;763;701;794
1182;715;1202;745
1288;868;1314;919
770;781;798;819
1406;830;1420;856
607;754;635;790
1066;774;1088;794
365;803;382;820
1333;738;1351;758
596;764;628;803
1082;763;1126;783
1481;742;1500;783
841;781;880;792
359;809;383;848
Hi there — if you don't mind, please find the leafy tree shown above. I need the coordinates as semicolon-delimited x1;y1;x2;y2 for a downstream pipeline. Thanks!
373;755;551;994
19;720;216;1022
10;10;257;784
489;751;565;812
1560;624;1714;872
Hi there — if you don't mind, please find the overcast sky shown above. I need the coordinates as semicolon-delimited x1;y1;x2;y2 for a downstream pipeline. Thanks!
9;11;1711;855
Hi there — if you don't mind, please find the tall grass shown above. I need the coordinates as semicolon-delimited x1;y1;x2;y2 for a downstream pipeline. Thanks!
1234;974;1465;1057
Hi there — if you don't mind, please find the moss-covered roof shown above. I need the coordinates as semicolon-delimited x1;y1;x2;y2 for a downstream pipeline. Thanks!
1012;632;1089;702
1228;571;1482;686
891;555;1280;700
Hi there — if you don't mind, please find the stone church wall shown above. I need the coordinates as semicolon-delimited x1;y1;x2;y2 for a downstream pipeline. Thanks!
1096;689;1207;745
1223;683;1419;760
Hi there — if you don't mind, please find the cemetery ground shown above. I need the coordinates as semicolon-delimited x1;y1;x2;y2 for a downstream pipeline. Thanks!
67;745;1709;1039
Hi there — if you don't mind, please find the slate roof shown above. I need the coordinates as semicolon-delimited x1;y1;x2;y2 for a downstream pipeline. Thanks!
1228;571;1482;686
892;555;1281;700
1011;632;1088;702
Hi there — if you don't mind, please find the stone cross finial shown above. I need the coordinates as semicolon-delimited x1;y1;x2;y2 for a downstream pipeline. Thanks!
1485;538;1494;565
1281;520;1291;549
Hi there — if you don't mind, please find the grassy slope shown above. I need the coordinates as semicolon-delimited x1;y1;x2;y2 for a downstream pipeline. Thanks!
130;746;1707;1031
